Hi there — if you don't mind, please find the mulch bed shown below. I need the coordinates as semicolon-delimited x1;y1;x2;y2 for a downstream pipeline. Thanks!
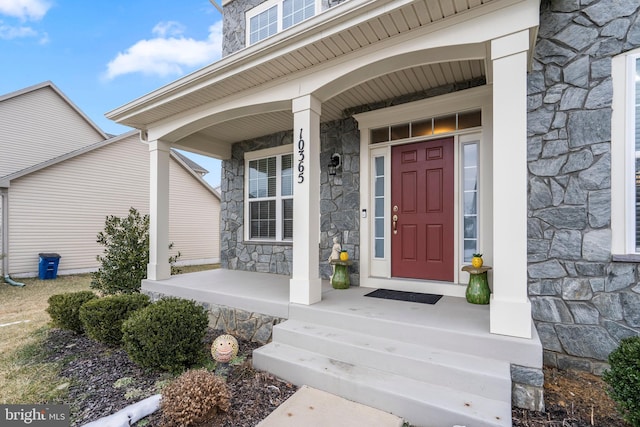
44;328;297;426
512;367;629;427
43;328;629;427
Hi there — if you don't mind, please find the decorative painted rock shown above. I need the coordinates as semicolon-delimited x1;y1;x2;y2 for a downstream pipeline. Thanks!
211;334;239;363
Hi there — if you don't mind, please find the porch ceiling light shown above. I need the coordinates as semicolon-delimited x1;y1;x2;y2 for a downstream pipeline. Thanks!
328;153;341;176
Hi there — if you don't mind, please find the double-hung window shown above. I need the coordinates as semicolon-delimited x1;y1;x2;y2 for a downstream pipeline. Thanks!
612;49;640;256
245;146;293;241
247;0;318;46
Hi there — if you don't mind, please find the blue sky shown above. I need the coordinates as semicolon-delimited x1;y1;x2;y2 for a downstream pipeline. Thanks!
0;0;224;187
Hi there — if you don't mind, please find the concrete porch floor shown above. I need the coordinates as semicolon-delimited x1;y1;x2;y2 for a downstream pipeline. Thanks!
142;268;541;368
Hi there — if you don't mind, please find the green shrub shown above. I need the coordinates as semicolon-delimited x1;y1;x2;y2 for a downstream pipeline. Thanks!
603;336;640;426
90;207;184;294
79;293;151;345
46;291;97;333
91;207;149;295
122;298;208;373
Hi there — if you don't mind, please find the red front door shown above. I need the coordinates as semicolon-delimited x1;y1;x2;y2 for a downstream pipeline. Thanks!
391;138;454;281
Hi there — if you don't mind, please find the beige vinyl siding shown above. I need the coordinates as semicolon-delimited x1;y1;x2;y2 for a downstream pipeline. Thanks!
169;160;220;264
8;134;220;275
0;86;104;178
8;134;149;275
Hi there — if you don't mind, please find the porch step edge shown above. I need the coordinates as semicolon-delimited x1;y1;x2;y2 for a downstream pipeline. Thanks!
273;319;511;401
289;302;542;368
253;342;511;427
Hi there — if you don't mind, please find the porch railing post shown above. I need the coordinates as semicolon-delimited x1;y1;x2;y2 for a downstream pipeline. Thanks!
290;94;322;305
490;30;533;339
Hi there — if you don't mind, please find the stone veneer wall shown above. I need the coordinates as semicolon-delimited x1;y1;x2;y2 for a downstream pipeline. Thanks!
319;118;361;284
220;131;294;275
222;0;350;57
527;0;640;374
222;0;262;56
219;77;485;283
220;119;361;283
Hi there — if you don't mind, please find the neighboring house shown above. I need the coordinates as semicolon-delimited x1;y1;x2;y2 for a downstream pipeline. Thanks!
107;0;640;422
0;82;220;277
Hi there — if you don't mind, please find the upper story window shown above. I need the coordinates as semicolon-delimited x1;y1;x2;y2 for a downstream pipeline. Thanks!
245;145;294;241
247;0;318;46
612;49;640;256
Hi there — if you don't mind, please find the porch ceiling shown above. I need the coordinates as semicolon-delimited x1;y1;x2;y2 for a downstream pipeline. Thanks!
191;59;487;145
107;0;499;134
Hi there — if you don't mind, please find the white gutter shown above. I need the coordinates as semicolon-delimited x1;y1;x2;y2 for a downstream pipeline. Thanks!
1;187;9;277
209;0;223;14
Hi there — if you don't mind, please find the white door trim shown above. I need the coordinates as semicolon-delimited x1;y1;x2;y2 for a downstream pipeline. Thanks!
355;86;493;297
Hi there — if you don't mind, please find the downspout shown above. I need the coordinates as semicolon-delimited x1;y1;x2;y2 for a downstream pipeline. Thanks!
1;187;24;287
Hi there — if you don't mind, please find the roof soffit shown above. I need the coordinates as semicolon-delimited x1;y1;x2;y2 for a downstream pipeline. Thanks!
107;0;536;129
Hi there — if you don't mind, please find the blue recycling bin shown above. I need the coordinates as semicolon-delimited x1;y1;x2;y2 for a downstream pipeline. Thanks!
38;253;61;280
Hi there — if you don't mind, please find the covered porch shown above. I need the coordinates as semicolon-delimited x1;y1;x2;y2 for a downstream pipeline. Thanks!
109;0;544;422
142;268;543;425
108;0;541;341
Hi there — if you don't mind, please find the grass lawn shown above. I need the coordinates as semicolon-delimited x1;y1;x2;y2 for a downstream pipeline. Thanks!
0;274;92;404
0;264;218;405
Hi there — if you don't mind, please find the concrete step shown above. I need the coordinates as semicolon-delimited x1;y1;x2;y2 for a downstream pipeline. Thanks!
289;297;541;368
253;342;512;427
272;319;511;401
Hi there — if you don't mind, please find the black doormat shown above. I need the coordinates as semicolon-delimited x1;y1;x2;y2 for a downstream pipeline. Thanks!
364;289;443;305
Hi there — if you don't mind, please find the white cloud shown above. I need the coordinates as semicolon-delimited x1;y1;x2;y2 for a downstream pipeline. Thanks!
0;21;36;39
0;0;52;21
152;21;185;38
104;20;223;80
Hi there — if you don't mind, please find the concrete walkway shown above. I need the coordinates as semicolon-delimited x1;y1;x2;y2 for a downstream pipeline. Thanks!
257;385;405;427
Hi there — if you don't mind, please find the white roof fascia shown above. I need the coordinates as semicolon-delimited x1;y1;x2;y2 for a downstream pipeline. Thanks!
1;81;109;140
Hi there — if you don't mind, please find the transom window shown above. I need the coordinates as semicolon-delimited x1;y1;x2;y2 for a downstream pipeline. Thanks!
370;110;482;144
245;146;293;241
246;0;318;45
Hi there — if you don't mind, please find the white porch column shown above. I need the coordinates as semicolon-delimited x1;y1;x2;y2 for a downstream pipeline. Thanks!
148;139;171;280
490;30;532;338
290;94;322;305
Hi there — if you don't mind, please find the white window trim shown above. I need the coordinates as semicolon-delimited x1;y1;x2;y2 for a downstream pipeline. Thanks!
460;133;481;265
611;48;640;255
244;144;294;242
245;0;321;46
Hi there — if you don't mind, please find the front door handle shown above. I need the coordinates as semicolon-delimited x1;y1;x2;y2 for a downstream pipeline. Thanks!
392;214;398;234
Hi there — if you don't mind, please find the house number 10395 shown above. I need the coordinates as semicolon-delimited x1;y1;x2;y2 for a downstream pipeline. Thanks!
297;128;305;183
